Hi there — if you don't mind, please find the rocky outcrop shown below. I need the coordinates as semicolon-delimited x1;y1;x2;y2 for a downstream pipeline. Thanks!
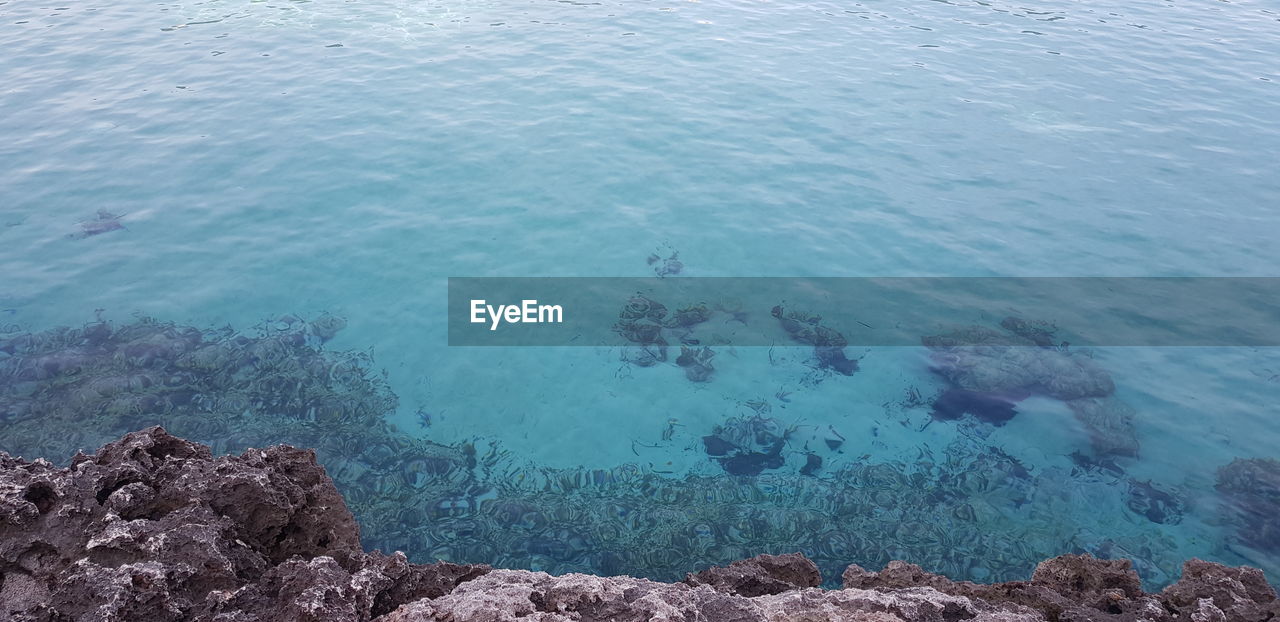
3;428;1277;622
0;427;486;622
683;552;822;596
844;556;1280;622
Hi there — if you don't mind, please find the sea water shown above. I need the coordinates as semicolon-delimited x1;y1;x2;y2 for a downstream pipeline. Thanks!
2;0;1279;588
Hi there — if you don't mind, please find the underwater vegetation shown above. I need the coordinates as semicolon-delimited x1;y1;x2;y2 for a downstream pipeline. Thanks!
922;320;1139;457
0;314;1267;590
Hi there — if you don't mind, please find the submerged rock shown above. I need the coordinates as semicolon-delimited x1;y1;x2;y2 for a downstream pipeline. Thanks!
771;303;859;376
922;324;1139;457
70;210;126;239
702;415;791;476
3;429;1278;622
931;387;1022;426
1217;457;1280;559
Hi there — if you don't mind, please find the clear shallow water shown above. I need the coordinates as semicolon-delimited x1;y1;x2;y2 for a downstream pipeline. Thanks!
3;0;1280;588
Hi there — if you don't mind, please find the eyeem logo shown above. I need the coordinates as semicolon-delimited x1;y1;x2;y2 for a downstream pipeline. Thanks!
470;300;564;331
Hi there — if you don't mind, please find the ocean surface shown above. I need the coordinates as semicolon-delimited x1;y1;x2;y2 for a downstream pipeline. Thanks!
3;0;1280;588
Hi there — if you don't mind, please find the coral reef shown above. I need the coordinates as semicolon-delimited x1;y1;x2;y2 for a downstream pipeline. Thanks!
3;428;1277;622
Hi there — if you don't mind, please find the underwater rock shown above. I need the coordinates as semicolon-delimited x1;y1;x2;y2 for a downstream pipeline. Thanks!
800;452;823;476
1000;316;1059;348
930;387;1021;426
309;313;348;343
702;435;735;457
1067;397;1140;458
702;415;792;476
676;345;715;382
1125;479;1186;525
923;323;1139;457
771;304;858;376
666;302;711;329
3;430;1279;621
824;426;846;451
814;345;859;375
615;294;715;382
925;341;1114;401
649;249;683;277
70;210;125;239
717;441;785;476
1216;458;1280;558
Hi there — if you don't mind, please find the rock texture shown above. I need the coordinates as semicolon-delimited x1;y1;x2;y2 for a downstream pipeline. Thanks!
0;427;485;622
3;428;1278;622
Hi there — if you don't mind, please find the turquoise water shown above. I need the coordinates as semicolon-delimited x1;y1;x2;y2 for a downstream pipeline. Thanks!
3;0;1280;587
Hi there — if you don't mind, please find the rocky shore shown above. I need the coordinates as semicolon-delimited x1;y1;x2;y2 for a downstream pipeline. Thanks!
2;428;1276;622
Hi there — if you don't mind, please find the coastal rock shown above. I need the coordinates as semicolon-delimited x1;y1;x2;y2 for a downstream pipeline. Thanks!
3;429;1278;622
844;555;1280;622
683;552;822;596
0;427;487;622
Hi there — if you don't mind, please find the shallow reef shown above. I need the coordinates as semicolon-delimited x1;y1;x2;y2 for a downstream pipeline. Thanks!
2;428;1278;622
0;316;1267;592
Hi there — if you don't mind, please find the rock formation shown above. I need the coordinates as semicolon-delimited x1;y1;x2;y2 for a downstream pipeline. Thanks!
2;428;1277;622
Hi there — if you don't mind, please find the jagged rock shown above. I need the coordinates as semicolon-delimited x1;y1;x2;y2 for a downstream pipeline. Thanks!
0;427;488;622
1159;559;1280;622
3;429;1278;622
844;555;1280;622
683;552;822;596
380;568;1020;622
